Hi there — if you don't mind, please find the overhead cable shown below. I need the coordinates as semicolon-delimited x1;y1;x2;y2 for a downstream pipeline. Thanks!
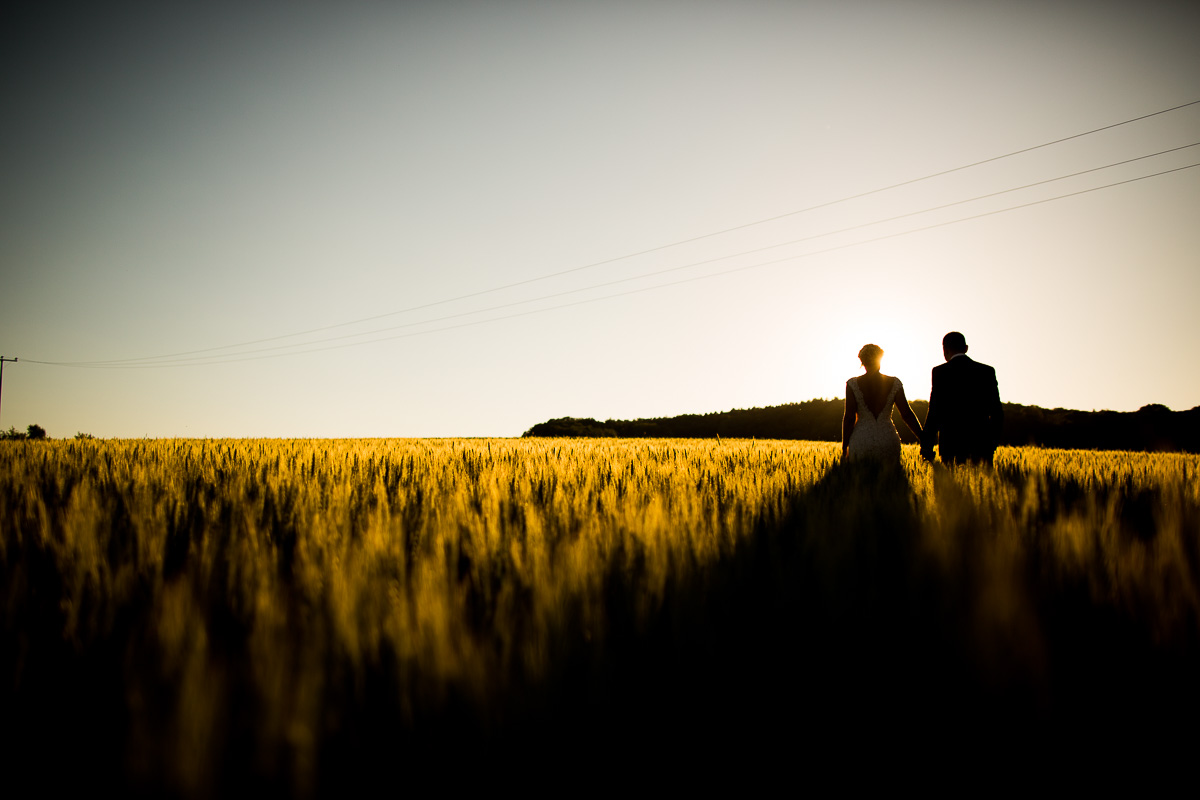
26;159;1198;368
38;98;1200;367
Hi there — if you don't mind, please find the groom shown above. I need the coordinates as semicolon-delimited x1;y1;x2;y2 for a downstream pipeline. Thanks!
921;332;1003;465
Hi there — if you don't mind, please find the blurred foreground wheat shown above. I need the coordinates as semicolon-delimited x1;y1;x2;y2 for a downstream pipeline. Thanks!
2;438;1198;792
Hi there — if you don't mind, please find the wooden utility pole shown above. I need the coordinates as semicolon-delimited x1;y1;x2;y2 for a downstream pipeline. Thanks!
0;357;17;431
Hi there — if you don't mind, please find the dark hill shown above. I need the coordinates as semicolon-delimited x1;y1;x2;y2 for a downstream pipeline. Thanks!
524;401;1200;453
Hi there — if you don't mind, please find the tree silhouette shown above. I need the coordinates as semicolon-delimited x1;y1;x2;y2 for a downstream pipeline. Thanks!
525;400;1200;452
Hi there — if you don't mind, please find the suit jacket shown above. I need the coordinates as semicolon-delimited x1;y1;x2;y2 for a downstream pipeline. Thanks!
923;355;1002;464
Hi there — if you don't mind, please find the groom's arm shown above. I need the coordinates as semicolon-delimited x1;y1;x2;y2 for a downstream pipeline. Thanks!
987;366;1003;446
923;369;941;446
919;371;939;461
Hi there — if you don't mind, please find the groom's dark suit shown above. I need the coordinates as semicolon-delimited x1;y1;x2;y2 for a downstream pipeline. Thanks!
923;355;1003;465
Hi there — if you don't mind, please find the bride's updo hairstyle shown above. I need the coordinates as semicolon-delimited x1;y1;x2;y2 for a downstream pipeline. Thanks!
858;344;883;369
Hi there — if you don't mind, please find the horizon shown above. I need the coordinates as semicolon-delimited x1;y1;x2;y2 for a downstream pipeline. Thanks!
3;1;1198;438
8;393;1196;442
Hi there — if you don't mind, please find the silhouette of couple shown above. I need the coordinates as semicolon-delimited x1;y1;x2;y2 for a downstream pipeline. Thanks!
841;332;1002;466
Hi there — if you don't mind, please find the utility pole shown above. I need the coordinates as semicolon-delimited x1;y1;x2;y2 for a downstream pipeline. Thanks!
0;357;17;431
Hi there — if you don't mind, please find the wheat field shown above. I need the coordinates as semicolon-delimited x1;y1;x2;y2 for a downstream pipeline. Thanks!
2;437;1198;792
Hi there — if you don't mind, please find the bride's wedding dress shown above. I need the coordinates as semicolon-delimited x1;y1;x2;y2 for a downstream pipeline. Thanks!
846;376;903;464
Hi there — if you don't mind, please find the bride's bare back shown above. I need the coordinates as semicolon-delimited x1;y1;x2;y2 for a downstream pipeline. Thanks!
840;350;925;462
854;371;895;418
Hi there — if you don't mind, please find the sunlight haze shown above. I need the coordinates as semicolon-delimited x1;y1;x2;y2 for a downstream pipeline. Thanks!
2;0;1198;437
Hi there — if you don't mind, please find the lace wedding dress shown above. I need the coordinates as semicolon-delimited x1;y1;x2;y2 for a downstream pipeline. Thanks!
846;376;903;464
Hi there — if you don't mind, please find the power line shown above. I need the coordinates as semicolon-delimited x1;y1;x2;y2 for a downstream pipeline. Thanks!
33;140;1200;366
29;160;1198;369
29;157;1200;367
43;97;1200;367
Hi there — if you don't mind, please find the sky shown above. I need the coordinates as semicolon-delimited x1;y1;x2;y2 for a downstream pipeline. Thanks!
2;0;1198;438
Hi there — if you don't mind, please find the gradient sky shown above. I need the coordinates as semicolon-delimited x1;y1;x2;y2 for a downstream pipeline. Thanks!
2;0;1198;438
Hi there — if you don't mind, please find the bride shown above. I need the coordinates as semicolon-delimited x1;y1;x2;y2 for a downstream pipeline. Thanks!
842;344;924;464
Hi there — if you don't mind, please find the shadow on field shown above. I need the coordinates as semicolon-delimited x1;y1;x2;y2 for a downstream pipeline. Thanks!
308;462;954;787
505;461;974;775
335;459;1200;786
5;452;1200;794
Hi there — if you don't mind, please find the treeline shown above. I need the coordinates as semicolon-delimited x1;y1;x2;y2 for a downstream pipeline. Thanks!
0;426;96;441
0;424;47;441
524;400;1200;453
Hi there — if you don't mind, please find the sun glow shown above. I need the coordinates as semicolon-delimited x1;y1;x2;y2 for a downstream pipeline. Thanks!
805;315;941;403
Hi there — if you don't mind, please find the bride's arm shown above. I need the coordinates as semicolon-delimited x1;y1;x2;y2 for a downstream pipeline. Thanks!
894;384;923;439
841;383;855;460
